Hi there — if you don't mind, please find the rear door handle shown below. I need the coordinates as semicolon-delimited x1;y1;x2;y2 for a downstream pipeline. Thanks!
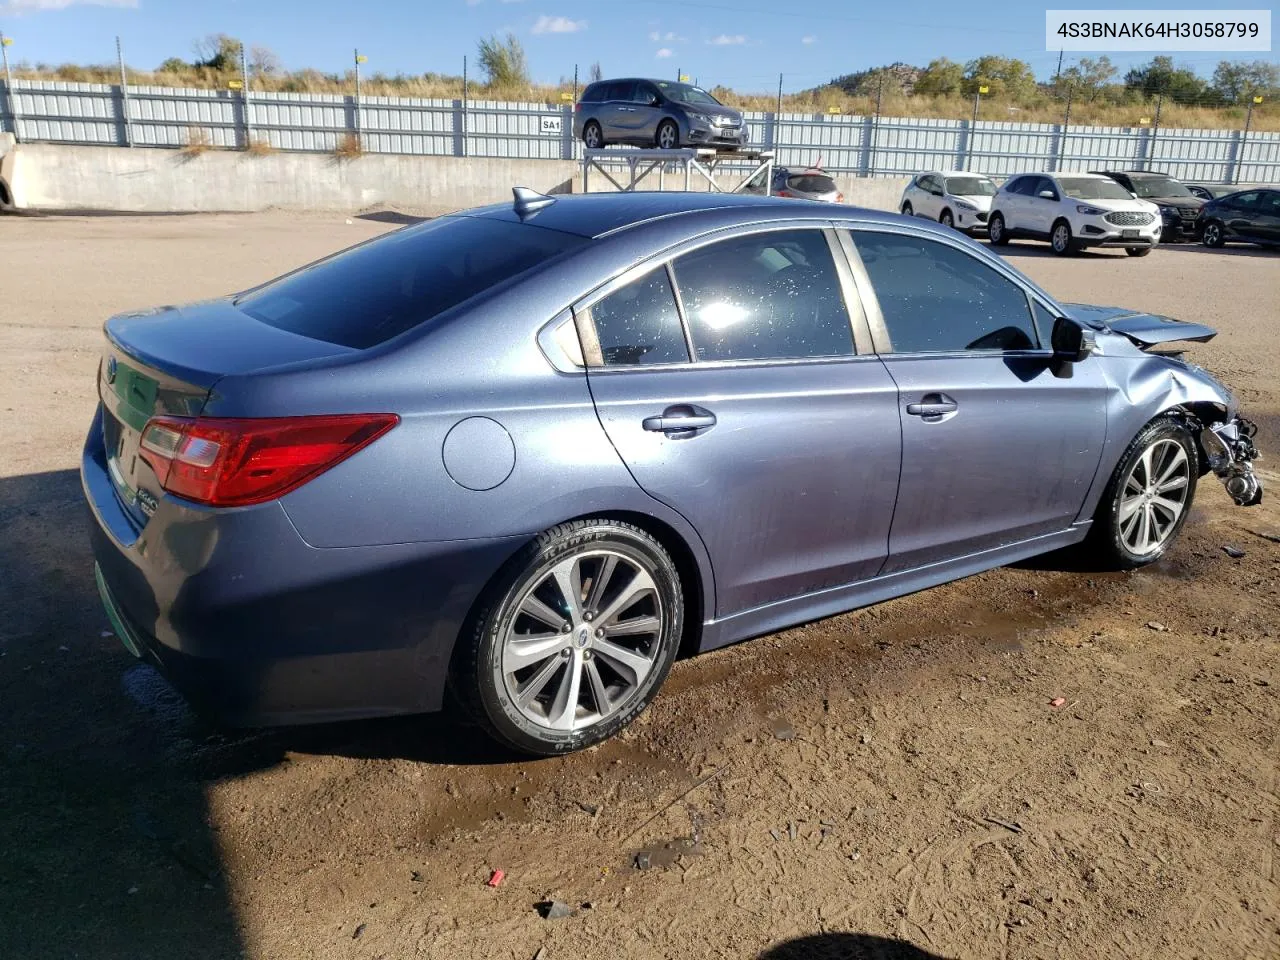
906;393;958;421
642;406;717;436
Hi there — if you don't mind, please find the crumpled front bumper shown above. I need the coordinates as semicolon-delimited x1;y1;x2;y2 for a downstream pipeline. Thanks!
1202;416;1263;506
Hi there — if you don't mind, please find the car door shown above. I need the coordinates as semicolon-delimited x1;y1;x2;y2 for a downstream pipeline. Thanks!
841;225;1108;573
1220;190;1260;240
997;176;1028;230
1248;190;1280;243
631;81;663;143
580;225;902;617
596;81;630;140
605;81;645;141
1023;176;1060;234
918;175;944;219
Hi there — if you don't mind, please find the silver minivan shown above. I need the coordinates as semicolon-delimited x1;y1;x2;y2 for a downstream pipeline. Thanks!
573;78;748;151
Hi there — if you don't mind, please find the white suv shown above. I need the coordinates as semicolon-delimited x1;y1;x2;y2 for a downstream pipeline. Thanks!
899;171;998;234
987;172;1162;257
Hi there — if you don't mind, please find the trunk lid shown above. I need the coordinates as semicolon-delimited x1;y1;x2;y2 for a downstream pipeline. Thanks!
1065;303;1217;348
99;300;355;523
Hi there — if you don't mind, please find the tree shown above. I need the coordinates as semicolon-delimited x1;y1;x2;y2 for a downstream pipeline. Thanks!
477;33;530;88
1212;59;1280;102
156;57;190;74
962;55;1037;99
192;34;243;72
1124;56;1210;104
249;45;281;79
589;61;603;83
1054;55;1116;102
914;57;964;97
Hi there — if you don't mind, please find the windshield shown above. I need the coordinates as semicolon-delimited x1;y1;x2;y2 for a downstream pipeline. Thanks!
1132;177;1192;198
1058;177;1134;201
945;176;996;197
656;82;722;106
237;217;586;349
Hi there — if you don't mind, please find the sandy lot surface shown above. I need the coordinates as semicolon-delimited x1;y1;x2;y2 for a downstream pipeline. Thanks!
1;212;1277;960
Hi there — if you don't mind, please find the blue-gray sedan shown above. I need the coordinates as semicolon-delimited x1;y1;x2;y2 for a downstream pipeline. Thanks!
82;190;1262;755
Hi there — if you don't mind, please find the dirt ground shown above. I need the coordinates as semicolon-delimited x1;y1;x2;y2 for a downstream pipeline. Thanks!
1;212;1277;960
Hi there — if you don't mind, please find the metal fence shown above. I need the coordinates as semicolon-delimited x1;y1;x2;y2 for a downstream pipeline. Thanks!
3;79;1278;184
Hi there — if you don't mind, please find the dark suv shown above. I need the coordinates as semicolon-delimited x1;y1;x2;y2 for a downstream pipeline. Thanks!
1091;170;1204;241
573;78;748;151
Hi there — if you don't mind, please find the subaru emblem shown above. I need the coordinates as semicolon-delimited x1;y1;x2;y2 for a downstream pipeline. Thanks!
105;356;118;385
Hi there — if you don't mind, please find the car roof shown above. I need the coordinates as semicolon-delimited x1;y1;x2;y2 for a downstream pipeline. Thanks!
463;191;892;240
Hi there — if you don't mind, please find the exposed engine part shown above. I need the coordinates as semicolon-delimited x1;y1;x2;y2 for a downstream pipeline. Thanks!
1199;417;1262;507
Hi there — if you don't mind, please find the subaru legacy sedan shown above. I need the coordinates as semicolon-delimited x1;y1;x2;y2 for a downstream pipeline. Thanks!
83;191;1262;756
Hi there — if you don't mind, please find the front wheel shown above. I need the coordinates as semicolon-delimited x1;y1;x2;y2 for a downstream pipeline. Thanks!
988;212;1009;245
1201;220;1225;248
900;201;914;217
940;209;955;230
1051;220;1076;256
1085;417;1198;570
452;520;684;756
1125;246;1153;257
656;120;679;150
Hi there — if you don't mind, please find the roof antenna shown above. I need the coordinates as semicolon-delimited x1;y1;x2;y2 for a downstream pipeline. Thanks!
512;186;556;219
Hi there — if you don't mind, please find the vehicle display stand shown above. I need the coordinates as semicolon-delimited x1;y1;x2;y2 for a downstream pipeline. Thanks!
581;147;775;196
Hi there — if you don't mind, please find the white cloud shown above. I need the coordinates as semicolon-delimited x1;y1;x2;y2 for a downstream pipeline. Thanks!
0;0;137;11
655;47;674;59
707;34;746;46
649;30;683;43
531;14;586;34
802;35;817;45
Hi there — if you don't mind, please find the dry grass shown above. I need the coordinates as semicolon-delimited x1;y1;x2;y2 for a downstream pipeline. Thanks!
13;64;1279;131
244;137;274;157
180;127;213;157
333;132;363;160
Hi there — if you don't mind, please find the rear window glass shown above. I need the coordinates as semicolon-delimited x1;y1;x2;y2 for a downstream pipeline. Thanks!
235;217;585;349
788;175;837;194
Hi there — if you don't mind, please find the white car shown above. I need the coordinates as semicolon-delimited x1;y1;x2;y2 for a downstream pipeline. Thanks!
899;171;998;233
987;172;1162;257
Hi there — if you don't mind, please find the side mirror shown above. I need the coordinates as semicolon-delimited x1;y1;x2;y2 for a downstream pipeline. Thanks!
1038;189;1057;200
1051;316;1096;375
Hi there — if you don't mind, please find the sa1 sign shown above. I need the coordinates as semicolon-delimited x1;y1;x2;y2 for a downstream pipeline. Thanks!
541;116;563;135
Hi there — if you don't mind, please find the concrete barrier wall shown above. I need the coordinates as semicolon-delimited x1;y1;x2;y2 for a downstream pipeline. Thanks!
7;143;909;216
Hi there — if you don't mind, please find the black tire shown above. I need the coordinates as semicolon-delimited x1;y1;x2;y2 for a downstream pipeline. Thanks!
939;208;955;229
1125;246;1153;257
988;212;1009;245
901;201;914;217
451;519;684;756
1050;219;1076;256
655;119;680;150
1084;417;1199;570
1201;220;1225;248
582;121;604;150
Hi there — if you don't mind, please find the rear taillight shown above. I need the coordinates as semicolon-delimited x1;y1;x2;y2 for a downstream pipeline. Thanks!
138;413;399;507
574;102;582;112
776;189;794;198
836;192;845;203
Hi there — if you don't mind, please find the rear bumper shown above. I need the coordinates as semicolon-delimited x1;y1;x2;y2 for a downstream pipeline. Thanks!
82;405;524;726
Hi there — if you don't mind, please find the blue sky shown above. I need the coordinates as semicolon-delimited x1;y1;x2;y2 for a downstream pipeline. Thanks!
0;0;1273;92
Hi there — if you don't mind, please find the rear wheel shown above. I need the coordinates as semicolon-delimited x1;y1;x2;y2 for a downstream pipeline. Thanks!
900;201;913;217
1084;417;1198;570
656;120;679;150
582;121;603;149
1125;246;1152;257
1051;219;1076;256
988;212;1009;245
452;520;684;756
1201;220;1225;248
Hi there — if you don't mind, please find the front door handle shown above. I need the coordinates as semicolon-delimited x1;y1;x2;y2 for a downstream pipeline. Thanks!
906;393;959;421
642;405;717;436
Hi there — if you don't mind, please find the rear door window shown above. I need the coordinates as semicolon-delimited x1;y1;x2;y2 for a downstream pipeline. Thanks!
586;268;689;366
853;230;1039;353
671;229;854;362
236;217;585;349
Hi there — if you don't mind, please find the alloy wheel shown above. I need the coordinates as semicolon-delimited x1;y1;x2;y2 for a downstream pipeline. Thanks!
941;211;954;229
500;550;664;732
1118;439;1191;556
1053;223;1071;253
583;123;602;149
1203;223;1222;247
658;122;678;149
